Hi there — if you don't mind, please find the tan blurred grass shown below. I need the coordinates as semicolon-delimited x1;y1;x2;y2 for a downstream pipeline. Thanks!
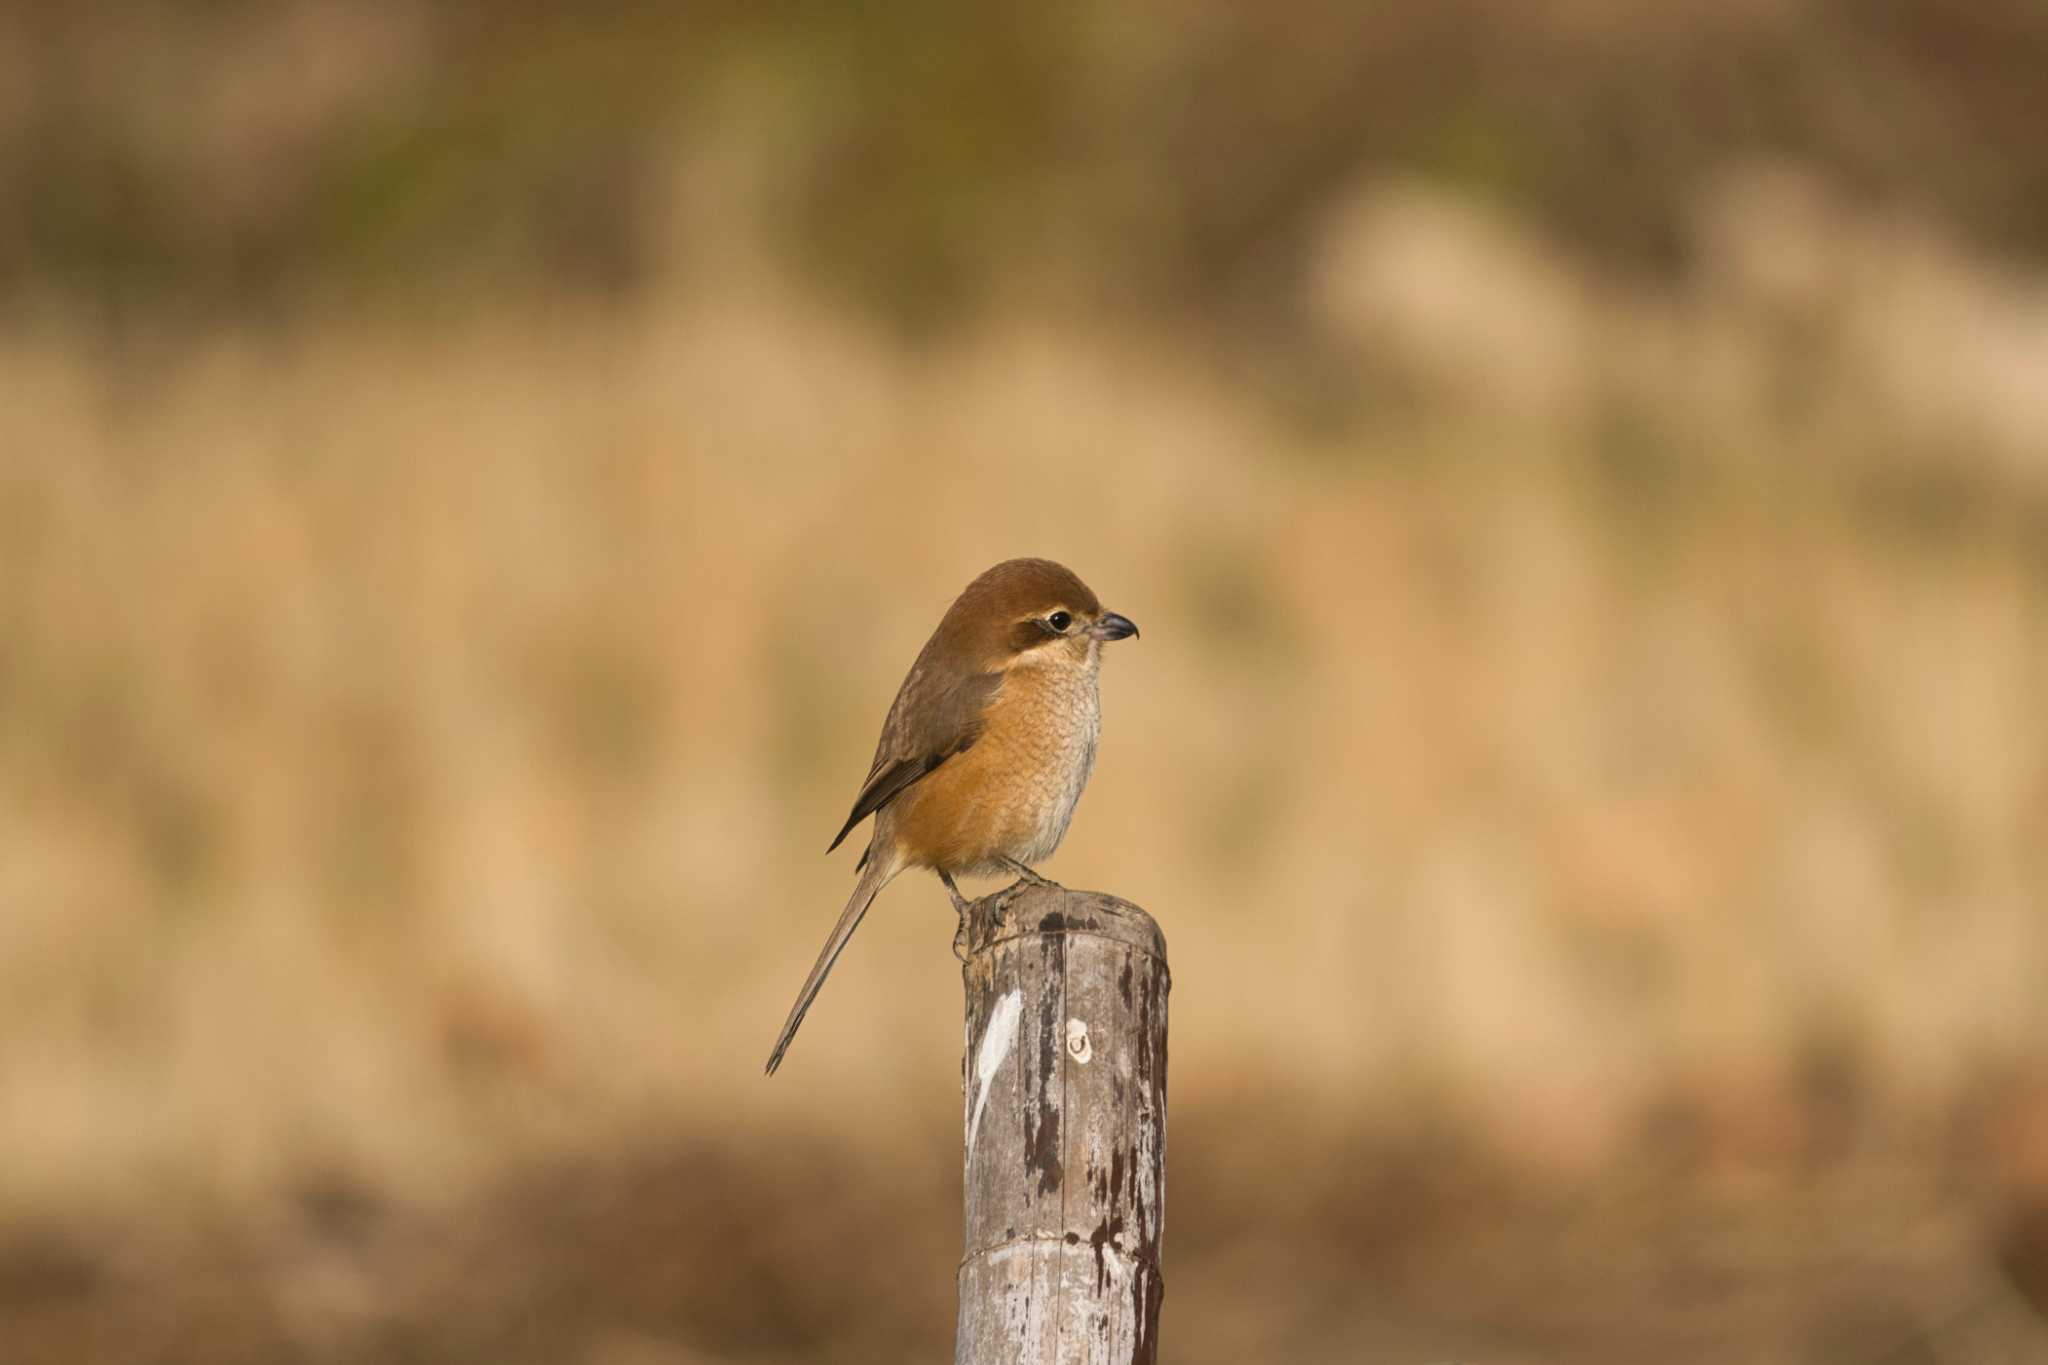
3;165;2048;1358
4;157;2048;1203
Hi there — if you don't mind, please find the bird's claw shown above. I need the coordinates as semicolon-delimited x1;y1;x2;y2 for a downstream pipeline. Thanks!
998;856;1057;889
939;869;973;960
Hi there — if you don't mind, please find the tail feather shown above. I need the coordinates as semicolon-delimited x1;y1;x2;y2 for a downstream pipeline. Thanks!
765;854;898;1075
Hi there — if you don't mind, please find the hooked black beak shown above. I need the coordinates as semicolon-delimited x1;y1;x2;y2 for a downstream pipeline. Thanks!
1091;611;1139;642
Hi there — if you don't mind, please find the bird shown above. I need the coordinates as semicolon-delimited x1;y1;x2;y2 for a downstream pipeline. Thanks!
765;558;1139;1075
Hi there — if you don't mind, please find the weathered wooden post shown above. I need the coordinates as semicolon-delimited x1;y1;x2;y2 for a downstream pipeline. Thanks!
956;880;1169;1364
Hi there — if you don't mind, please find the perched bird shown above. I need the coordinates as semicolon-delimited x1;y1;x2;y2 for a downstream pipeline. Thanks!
765;558;1139;1075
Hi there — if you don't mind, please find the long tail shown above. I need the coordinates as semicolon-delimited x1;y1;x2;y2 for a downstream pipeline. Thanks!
765;853;899;1075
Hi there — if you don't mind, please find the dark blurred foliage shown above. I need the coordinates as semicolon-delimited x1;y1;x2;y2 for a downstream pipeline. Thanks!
4;1104;2048;1364
7;0;2048;328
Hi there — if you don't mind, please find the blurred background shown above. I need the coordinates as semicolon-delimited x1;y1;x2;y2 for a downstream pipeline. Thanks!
4;1;2048;1360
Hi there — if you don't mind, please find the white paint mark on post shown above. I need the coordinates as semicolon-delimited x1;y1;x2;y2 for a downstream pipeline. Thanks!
967;990;1023;1163
1065;1017;1092;1064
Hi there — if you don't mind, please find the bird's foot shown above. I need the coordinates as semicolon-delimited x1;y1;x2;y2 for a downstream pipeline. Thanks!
939;870;973;962
997;856;1058;889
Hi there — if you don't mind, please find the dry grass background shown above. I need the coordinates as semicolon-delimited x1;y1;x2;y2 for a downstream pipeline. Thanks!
4;3;2048;1361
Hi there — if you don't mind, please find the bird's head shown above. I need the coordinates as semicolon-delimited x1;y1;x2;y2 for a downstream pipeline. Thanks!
940;558;1139;673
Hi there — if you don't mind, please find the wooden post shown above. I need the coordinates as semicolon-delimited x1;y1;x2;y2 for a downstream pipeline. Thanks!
956;881;1169;1365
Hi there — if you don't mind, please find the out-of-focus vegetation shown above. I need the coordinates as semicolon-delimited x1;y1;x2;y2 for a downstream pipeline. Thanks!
3;2;2048;1361
10;0;2048;323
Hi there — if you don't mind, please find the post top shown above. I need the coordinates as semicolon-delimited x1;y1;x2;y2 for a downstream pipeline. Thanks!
963;880;1168;964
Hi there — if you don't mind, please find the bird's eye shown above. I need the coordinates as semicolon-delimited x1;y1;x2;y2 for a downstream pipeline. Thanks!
1047;610;1073;633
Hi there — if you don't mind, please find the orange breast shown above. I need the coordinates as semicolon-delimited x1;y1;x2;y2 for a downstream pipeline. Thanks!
887;662;1101;875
